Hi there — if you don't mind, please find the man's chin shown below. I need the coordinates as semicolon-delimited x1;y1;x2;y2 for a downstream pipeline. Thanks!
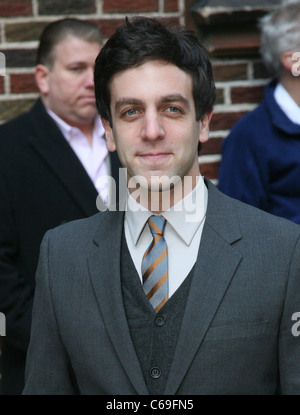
148;179;175;193
134;174;182;193
77;108;97;120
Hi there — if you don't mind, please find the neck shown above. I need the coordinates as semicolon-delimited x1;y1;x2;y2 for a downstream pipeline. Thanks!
78;123;94;146
129;175;200;213
42;98;95;146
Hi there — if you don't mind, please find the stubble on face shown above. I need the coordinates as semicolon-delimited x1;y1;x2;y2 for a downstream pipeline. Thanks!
104;60;209;211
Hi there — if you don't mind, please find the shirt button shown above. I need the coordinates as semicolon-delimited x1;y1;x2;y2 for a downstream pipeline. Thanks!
150;367;161;379
155;315;165;326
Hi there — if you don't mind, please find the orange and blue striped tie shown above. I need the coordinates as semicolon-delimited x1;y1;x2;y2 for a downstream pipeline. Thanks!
142;215;168;312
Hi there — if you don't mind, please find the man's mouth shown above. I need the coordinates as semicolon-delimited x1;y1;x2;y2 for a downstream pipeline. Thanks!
138;152;171;162
80;96;96;103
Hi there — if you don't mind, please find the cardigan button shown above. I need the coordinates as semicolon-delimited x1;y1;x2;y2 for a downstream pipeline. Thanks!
155;315;165;326
150;367;161;379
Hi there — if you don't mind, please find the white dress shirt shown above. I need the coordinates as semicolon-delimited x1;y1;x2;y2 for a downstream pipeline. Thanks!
124;175;208;297
47;109;110;203
274;83;300;125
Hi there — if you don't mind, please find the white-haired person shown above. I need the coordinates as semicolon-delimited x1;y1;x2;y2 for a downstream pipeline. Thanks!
218;1;300;224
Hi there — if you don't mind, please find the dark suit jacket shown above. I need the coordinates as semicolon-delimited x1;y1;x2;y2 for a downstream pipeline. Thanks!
0;99;121;394
23;179;300;395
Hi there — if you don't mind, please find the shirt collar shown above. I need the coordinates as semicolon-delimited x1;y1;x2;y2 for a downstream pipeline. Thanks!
125;175;207;246
46;108;105;141
274;83;300;126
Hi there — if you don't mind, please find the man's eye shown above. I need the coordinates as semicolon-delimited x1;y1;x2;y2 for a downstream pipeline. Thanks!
166;106;180;113
70;67;83;72
125;108;138;116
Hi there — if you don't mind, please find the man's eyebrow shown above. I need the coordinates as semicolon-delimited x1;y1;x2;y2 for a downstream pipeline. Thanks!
115;95;190;111
67;61;87;66
115;98;143;112
160;94;190;108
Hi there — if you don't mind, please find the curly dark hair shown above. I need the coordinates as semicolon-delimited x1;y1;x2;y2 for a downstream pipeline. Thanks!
94;16;216;126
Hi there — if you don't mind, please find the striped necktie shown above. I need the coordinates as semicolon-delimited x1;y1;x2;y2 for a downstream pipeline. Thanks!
142;215;168;312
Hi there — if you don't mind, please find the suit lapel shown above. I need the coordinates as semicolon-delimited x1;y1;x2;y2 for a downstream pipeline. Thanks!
27;100;100;217
164;179;243;394
110;151;122;189
87;210;149;395
85;179;244;395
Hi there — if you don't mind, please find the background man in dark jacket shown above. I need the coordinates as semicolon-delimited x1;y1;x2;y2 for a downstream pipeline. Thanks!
0;18;121;395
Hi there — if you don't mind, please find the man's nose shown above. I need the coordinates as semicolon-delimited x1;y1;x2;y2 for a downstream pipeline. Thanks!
85;67;95;88
141;113;165;141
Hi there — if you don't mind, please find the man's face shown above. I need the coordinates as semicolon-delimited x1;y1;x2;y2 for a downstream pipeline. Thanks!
103;60;211;190
37;36;101;127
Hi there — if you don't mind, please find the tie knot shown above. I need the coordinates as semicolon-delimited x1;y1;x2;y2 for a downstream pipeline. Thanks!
148;215;166;237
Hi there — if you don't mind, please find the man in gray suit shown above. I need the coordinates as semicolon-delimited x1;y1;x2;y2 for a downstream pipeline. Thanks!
23;17;300;395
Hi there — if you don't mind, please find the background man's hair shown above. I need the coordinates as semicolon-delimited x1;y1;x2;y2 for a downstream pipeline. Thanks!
94;16;216;125
259;2;300;77
36;18;103;68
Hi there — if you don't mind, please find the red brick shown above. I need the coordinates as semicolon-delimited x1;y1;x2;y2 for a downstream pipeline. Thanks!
103;0;159;13
4;49;36;68
210;111;247;131
156;17;180;27
205;32;260;58
95;16;180;39
165;0;179;12
93;19;125;39
6;22;49;43
231;85;265;104
200;137;223;156
213;63;248;82
0;77;4;94
10;73;39;94
38;0;95;15
199;161;220;180
0;0;32;17
253;62;271;79
215;88;224;105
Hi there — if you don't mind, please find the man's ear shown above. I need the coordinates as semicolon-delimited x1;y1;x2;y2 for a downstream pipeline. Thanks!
199;110;213;143
101;117;117;152
35;64;50;95
281;51;296;72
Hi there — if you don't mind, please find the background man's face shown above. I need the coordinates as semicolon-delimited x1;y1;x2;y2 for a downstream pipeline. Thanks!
42;36;101;127
103;60;210;191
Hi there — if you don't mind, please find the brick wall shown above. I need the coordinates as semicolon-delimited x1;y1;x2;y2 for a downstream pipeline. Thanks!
0;0;271;182
200;56;270;183
0;0;185;119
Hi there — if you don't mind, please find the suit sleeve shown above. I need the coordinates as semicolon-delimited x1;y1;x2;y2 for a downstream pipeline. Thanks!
0;169;33;351
23;231;78;394
218;121;269;211
278;233;300;394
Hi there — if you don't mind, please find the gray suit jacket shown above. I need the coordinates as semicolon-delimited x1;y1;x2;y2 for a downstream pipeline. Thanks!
23;179;300;395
